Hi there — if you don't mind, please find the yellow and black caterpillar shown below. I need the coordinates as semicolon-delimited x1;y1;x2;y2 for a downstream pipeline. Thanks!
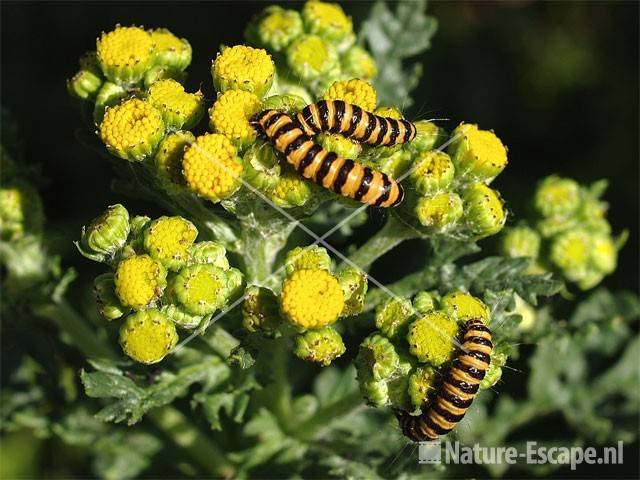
397;318;493;441
251;109;404;208
296;100;418;147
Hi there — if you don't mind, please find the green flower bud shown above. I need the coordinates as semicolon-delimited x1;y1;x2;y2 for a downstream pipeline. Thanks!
224;267;245;305
147;79;205;131
317;132;362;159
500;225;541;259
375;149;413;179
79;51;103;77
161;303;203;330
576;270;606;291
408;365;437;409
415;192;464;231
172;264;230;315
294;327;345;366
250;6;304;52
67;68;103;100
409;151;455;195
341;45;377;80
78;204;130;262
149;28;192;71
0;182;44;241
375;297;414;339
242;285;282;334
143;66;188;89
590;234;617;275
480;352;506;390
212;45;275;98
119;309;178;364
122;215;151;256
143;216;198;271
287;34;338;82
262;94;308;114
536;215;578;239
94;273;128;321
302;0;354;45
412;121;446;152
93;82;127;124
285;245;332;276
578;197;611;234
268;167;314;208
154;130;194;193
359;333;402;381
358;377;388;408
534;175;581;218
336;267;368;316
388;374;412;412
549;228;591;284
462;183;506;238
188;241;229;270
441;291;489;324
412;291;438;315
242;142;282;191
407;312;458;366
448;123;508;183
269;75;314;104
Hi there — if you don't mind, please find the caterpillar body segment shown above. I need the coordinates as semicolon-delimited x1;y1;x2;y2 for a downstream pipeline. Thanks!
251;109;404;207
295;100;418;147
398;318;493;441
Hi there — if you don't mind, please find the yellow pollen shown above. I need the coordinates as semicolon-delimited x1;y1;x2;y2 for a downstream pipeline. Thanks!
325;78;376;112
212;45;274;96
97;26;154;69
147;79;203;127
144;216;197;269
114;254;166;309
209;90;262;144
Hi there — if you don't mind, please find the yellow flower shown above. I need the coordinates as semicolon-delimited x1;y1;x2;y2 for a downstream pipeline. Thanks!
99;98;165;162
253;6;304;52
441;291;490;324
302;1;353;43
114;254;167;309
409;151;456;195
281;269;344;330
324;79;376;112
550;228;591;282
374;106;402;119
534;175;581;218
182;133;243;202
150;28;192;71
463;183;506;238
172;264;229;315
97;26;156;85
285;246;332;276
268;168;313;208
212;45;275;97
209;90;262;148
316;133;361;159
406;312;458;366
287;34;338;81
143;216;198;271
415;192;464;230
119;309;178;364
154;130;194;192
147;79;204;130
449;123;508;183
294;327;345;366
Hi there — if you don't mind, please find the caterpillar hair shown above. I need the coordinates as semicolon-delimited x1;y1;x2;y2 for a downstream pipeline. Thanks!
296;100;417;147
251;109;404;208
397;318;493;441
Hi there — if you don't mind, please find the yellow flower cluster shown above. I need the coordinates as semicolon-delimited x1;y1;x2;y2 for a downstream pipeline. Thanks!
97;26;155;84
114;254;166;309
209;90;262;147
143;216;198;271
119;309;178;364
212;45;275;98
324;78;376;112
147;79;204;130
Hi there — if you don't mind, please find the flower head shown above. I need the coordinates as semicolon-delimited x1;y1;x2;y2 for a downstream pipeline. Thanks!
449;123;508;183
212;45;275;97
280;268;344;330
94;273;128;321
209;90;262;148
337;267;368;316
161;303;203;330
0;182;44;241
406;312;458;365
324;78;376;112
188;241;230;270
143;216;198;271
268;167;313;208
147;79;204;130
78;204;130;261
534;175;581;218
287;35;338;81
462;183;506;238
93;81;127;124
317;133;361;159
341;46;377;80
68;68;103;101
480;353;506;390
409;151;455;195
415;192;464;230
172;264;229;316
412;121;446;152
243;142;282;191
154;130;194;192
243;286;282;334
375;297;414;339
500;225;541;259
590;234;617;275
97;26;156;85
374;106;402;119
284;245;332;276
408;366;436;408
356;333;400;381
412;291;437;315
294;327;345;366
99;98;165;162
150;28;192;71
441;291;489;324
119;309;178;364
302;1;353;44
549;229;591;284
252;6;303;52
182;133;243;202
262;93;308;114
114;254;167;309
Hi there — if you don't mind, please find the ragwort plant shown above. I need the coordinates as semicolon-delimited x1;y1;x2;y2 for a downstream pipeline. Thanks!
2;1;638;478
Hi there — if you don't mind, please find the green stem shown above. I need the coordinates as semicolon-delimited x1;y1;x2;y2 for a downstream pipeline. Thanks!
342;215;417;272
148;406;235;478
293;390;364;441
201;325;240;358
271;340;293;431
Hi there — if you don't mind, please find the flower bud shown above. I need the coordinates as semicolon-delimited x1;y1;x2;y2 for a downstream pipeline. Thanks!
317;133;362;159
94;273;128;321
513;294;536;331
480;352;506;390
285;246;332;276
590;234;617;275
294;327;345;366
172;264;230;316
114;254;167;309
536;215;578;239
250;6;304;52
154;130;194;193
209;89;262;149
223;267;245;305
123;215;151;255
188;241;229;270
336;267;368;316
262;93;308;114
143;66;187;89
78;204;130;262
358;377;388;408
500;225;541;259
286;35;338;82
441;291;489;324
356;333;400;381
408;365;437;408
161;303;203;330
182;133;243;203
149;28;192;71
406;312;458;366
375;297;414;339
281;268;344;330
147;79;204;131
375;149;412;179
462;183;506;238
448;123;508;183
212;45;275;98
143;216;198;271
97;26;156;85
68;68;103;100
243;142;282;191
93;82;127;124
99;98;165;162
0;182;44;241
242;285;282;334
578;197;611;234
268;167;313;208
409;150;455;196
533;175;581;219
411;121;446;152
412;291;438;315
415;192;464;231
324;78;376;112
341;46;377;80
549;228;591;284
302;1;354;45
119;309;178;364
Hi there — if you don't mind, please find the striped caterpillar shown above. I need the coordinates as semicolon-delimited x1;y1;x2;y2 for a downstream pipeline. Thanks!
296;100;418;147
251;109;404;208
397;318;493;441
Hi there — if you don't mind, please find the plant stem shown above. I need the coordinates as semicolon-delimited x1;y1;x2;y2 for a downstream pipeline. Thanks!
148;406;235;478
293;390;364;441
271;339;293;431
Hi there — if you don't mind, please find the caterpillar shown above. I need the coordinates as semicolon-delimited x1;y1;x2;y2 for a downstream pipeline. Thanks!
397;318;493;441
251;109;404;208
295;100;418;147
